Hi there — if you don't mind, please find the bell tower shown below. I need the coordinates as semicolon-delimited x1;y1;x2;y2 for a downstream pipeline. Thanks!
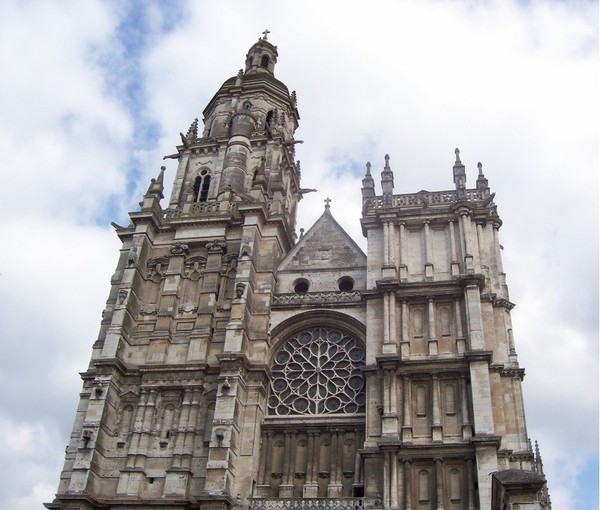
45;34;305;510
167;30;301;243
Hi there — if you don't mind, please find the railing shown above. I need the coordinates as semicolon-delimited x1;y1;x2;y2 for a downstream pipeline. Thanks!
365;189;489;211
250;498;365;510
164;202;239;218
272;291;362;307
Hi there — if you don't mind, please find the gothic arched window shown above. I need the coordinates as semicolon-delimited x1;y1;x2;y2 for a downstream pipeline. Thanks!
193;169;211;202
268;327;365;415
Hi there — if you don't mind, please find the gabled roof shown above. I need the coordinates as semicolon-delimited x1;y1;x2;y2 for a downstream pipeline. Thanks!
278;207;367;272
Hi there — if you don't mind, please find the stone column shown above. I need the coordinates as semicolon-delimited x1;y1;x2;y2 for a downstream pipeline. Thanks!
427;298;438;355
460;212;474;273
449;220;460;275
391;452;399;510
383;451;390;509
435;459;445;510
303;432;319;497
383;221;390;266
400;300;410;358
466;458;476;510
431;376;442;442
171;389;192;468
454;298;465;354
424;220;434;278
476;222;485;275
401;376;412;443
328;430;343;497
135;389;157;469
182;388;201;467
492;222;508;297
280;432;294;497
390;293;397;348
460;375;473;440
399;222;408;281
257;432;268;484
404;460;413;510
383;293;390;344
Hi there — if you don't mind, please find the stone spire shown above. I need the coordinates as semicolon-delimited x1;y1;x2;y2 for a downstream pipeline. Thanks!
381;154;394;203
476;161;489;189
453;148;466;197
361;161;375;198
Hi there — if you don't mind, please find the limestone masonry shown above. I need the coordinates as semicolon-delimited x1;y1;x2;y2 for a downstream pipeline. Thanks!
46;34;550;510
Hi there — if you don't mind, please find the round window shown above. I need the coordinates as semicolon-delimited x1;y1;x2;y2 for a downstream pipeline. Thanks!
338;276;354;292
294;279;310;293
268;327;365;416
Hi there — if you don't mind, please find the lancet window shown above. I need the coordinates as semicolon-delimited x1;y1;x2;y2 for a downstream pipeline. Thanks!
193;169;211;202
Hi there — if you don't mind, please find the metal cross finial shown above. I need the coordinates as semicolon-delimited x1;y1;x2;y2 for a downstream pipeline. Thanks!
324;197;332;209
262;29;270;40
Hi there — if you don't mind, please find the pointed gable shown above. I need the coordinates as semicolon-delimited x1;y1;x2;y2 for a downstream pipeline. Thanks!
278;208;366;272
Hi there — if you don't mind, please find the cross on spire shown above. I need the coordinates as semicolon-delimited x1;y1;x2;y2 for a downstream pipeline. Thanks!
324;197;332;209
262;29;270;40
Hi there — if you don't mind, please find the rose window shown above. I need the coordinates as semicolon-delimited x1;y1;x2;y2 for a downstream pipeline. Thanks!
268;327;366;415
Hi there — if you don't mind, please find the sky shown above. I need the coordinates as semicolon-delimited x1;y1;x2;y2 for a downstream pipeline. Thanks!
0;1;597;509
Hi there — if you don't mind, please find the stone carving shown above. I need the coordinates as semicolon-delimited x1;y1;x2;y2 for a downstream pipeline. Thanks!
178;304;198;314
220;253;238;276
235;283;246;299
207;240;227;254
147;257;168;282
117;289;128;305
271;472;283;479
184;256;206;281
318;472;330;479
81;429;93;448
139;305;157;316
126;243;138;267
240;237;252;257
170;242;188;256
272;291;361;307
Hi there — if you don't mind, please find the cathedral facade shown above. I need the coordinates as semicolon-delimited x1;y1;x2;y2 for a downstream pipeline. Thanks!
46;35;549;510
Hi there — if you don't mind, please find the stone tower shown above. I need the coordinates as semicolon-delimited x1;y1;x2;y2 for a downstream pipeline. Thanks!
46;36;549;510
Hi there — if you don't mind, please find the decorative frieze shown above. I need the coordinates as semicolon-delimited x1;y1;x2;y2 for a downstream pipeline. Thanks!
272;290;361;307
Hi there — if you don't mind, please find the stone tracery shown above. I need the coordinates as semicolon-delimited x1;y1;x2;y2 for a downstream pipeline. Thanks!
268;327;365;416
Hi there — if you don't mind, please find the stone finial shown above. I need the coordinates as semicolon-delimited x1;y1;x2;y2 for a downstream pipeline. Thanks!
381;154;394;198
186;118;198;141
262;29;270;40
476;161;489;189
291;90;297;105
534;440;545;474
453;147;466;195
324;197;332;210
362;161;375;198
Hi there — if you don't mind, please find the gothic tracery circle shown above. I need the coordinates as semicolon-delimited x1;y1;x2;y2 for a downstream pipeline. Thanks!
268;327;365;415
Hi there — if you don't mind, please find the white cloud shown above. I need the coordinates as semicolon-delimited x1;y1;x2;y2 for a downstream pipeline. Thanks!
0;0;596;508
